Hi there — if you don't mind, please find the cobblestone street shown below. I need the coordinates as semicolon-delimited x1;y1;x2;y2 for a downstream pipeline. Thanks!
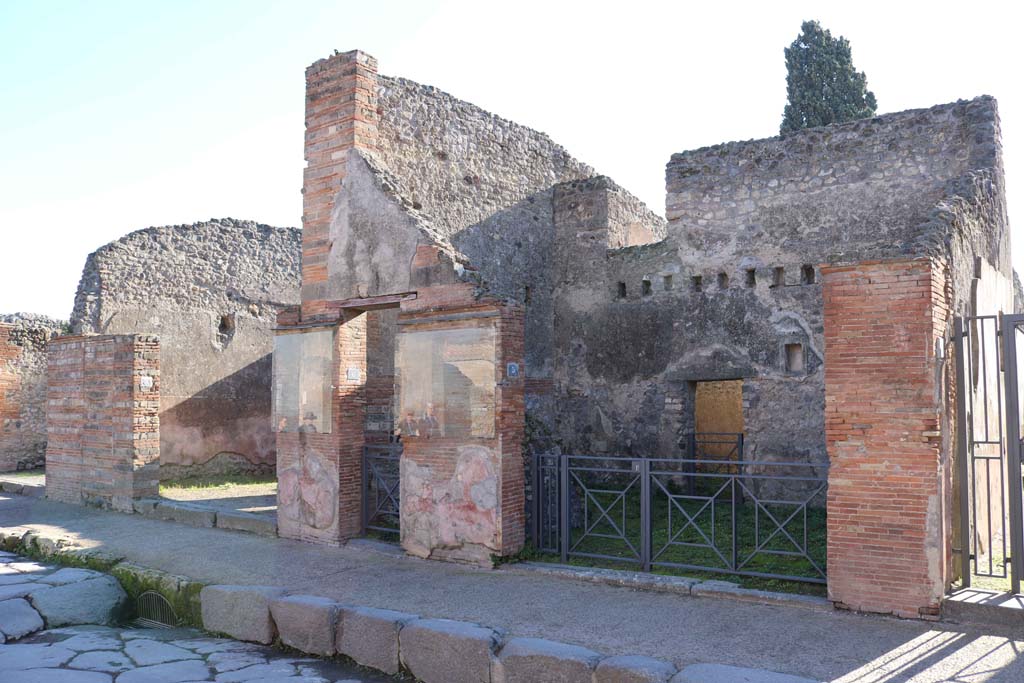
0;625;399;683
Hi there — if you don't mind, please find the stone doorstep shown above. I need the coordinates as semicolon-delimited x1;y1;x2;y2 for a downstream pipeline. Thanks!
0;480;45;498
134;498;278;537
504;562;832;613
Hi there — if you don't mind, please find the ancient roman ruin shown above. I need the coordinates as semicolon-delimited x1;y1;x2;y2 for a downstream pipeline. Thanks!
1;47;1017;620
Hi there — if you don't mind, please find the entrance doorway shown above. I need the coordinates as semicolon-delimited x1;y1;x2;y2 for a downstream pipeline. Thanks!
954;315;1024;595
694;380;744;460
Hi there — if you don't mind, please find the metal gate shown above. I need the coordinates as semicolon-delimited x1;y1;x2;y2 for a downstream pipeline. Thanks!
531;434;828;584
954;314;1024;594
362;442;402;536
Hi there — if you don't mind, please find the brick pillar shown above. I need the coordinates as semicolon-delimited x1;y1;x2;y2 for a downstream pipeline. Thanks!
276;311;368;545
823;259;949;618
302;50;378;304
397;289;526;566
45;335;160;511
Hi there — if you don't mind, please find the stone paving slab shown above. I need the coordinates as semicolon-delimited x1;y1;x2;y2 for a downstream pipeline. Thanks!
4;494;1024;682
0;624;399;682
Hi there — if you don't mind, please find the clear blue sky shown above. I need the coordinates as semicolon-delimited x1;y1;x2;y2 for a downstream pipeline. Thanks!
0;0;1020;318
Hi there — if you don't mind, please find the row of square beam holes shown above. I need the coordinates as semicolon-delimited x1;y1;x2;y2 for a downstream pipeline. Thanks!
618;265;816;298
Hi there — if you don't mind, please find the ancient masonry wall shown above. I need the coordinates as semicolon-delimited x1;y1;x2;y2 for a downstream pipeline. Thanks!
551;178;825;466
71;219;300;478
550;97;1004;469
0;316;64;471
302;51;664;452
45;334;160;512
823;260;949;618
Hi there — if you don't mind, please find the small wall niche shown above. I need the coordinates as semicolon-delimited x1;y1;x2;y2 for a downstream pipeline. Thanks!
745;269;756;288
642;278;653;297
785;342;805;373
772;267;785;288
663;274;674;291
801;265;816;285
216;313;236;349
617;282;627;299
692;275;703;292
717;273;729;289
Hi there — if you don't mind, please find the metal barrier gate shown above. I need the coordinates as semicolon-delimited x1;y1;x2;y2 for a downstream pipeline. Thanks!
531;434;828;584
954;314;1024;594
362;443;402;536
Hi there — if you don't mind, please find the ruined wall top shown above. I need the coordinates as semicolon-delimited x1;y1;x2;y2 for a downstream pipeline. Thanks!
375;74;597;239
666;96;1005;270
71;218;300;333
0;314;66;350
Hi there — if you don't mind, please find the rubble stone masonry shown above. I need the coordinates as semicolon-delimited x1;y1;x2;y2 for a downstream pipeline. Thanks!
0;316;64;471
71;219;300;478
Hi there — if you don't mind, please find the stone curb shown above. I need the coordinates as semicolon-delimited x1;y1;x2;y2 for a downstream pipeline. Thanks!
505;562;832;612
0;528;822;682
0;480;45;498
133;497;278;537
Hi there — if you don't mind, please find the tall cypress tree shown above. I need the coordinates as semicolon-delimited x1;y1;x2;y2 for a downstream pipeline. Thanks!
781;20;877;134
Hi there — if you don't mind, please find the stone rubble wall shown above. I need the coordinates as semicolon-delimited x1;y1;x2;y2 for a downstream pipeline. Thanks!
70;219;300;479
0;315;66;472
549;97;1007;473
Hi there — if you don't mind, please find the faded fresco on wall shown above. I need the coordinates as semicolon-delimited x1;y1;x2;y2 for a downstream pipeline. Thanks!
395;326;496;439
273;329;334;434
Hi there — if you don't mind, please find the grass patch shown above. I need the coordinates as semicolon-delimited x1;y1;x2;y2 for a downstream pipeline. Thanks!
159;473;276;492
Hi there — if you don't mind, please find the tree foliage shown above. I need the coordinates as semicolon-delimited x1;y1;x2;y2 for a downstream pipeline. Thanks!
781;20;877;134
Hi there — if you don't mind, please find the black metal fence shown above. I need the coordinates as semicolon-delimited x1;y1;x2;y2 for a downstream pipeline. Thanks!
531;448;828;584
362;444;402;535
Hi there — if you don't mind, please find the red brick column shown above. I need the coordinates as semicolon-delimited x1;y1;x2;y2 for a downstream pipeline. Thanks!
823;259;949;618
302;50;378;302
45;335;160;511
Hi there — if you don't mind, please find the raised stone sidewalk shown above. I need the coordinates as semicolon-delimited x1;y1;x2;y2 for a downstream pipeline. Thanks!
3;493;1024;682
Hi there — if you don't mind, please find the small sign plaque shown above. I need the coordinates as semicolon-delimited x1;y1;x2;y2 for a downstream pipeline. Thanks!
346;367;361;381
506;362;520;379
139;376;154;390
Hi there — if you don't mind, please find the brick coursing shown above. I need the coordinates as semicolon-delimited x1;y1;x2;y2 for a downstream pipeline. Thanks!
823;259;949;618
45;334;160;511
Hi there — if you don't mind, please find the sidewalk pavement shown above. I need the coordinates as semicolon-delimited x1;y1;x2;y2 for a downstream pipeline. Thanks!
2;492;1022;683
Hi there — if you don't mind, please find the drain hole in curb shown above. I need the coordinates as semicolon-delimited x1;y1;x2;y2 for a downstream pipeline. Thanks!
135;591;178;628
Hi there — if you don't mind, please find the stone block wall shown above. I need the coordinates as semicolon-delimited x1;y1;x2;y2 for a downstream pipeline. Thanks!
71;218;300;479
823;259;949;618
0;318;62;472
45;334;160;512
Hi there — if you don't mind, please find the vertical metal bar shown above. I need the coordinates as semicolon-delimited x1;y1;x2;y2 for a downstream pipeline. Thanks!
954;317;972;587
731;477;738;571
687;433;697;495
360;448;368;536
640;458;651;572
560;454;570;563
530;453;539;549
1000;316;1024;594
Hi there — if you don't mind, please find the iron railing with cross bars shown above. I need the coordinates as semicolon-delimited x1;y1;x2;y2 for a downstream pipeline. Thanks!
362;444;402;535
531;451;827;584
